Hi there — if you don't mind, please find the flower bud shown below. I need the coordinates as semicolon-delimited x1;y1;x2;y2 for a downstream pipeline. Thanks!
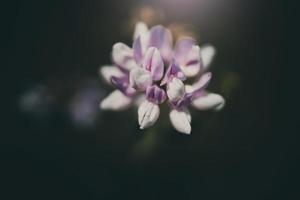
167;77;185;101
129;67;152;91
138;100;160;129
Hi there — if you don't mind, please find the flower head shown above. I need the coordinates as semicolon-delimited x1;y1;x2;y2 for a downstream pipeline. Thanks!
99;22;225;134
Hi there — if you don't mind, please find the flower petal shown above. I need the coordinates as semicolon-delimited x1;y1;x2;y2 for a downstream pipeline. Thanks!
138;100;160;129
180;45;201;77
146;85;166;104
174;37;196;63
100;90;132;111
133;36;143;64
129;67;153;91
167;77;185;101
143;47;164;81
193;72;212;91
133;22;149;56
111;76;136;96
191;72;212;100
201;44;216;71
112;43;137;70
192;92;225;111
134;22;149;40
99;65;124;84
148;25;173;61
169;108;191;134
160;62;186;86
185;85;194;93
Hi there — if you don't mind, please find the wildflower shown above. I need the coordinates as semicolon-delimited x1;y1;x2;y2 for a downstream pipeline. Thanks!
99;22;225;134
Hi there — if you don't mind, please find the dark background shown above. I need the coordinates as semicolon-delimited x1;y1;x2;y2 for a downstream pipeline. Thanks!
4;0;294;199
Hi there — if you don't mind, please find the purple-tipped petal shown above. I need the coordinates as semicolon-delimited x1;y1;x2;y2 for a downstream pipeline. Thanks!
133;22;149;57
148;25;166;48
143;47;164;81
133;36;143;65
111;76;136;96
129;67;152;91
167;73;212;109
148;25;173;62
146;85;166;104
170;93;193;110
180;45;202;77
160;62;186;86
99;65;124;84
174;37;196;63
174;38;202;77
112;43;137;71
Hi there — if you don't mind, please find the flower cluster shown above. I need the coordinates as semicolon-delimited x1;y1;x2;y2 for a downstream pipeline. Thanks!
99;22;225;134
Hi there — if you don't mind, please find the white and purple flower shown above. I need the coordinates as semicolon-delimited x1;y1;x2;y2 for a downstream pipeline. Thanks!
99;22;224;134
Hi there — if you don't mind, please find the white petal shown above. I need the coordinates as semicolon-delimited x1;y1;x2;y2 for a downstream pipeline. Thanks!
192;92;225;111
112;43;137;70
99;65;123;84
169;108;191;134
133;22;149;40
201;45;216;71
112;43;131;62
180;65;200;78
129;67;152;91
167;78;185;101
138;100;160;129
100;90;131;111
133;22;149;54
192;72;212;91
180;45;201;77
